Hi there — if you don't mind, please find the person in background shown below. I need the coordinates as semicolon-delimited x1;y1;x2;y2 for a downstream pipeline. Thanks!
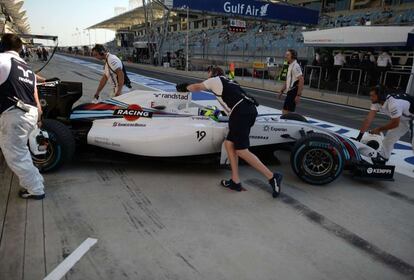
333;50;346;81
278;49;304;115
349;51;361;67
36;48;42;61
313;50;321;66
320;51;334;81
361;52;375;86
377;51;392;84
41;47;48;62
369;52;376;64
347;51;361;84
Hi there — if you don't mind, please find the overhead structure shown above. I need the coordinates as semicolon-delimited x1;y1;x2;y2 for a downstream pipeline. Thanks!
89;0;320;30
87;0;319;67
0;0;30;34
171;0;319;25
302;26;414;47
88;1;165;31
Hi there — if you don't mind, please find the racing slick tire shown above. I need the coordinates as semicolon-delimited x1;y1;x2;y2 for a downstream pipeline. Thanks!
290;133;345;185
280;113;308;123
31;119;75;172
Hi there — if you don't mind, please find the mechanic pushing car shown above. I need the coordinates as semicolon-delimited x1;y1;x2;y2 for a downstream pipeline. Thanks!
92;44;132;100
0;34;45;199
176;66;283;197
278;49;304;115
356;86;414;163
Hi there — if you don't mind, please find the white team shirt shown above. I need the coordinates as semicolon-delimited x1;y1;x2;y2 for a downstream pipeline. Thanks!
286;60;302;91
370;96;413;120
104;53;123;89
377;52;392;67
315;53;320;63
0;51;30;86
334;53;346;66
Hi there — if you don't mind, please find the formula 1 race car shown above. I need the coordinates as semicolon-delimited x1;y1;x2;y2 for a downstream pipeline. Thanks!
30;80;395;185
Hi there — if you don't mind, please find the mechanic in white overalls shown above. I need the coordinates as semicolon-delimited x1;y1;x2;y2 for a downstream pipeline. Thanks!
278;49;304;115
357;86;414;162
92;44;131;99
176;66;283;197
0;34;45;199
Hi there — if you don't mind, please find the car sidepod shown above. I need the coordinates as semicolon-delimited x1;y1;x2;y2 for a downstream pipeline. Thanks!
87;116;228;157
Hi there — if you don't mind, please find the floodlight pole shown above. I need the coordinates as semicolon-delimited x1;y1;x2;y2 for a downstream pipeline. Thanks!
186;6;189;72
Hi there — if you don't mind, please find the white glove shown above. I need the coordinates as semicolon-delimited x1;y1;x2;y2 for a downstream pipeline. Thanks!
92;97;100;104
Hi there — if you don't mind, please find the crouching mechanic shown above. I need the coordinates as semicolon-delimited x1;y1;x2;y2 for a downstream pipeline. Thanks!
176;66;283;197
356;86;414;162
0;34;45;199
92;44;132;99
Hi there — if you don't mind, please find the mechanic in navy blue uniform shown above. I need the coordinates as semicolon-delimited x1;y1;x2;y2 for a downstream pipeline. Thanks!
0;34;45;199
176;66;282;197
278;49;304;115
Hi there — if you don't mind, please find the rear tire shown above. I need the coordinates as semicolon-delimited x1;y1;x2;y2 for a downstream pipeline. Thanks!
31;119;75;172
280;113;308;123
290;133;344;185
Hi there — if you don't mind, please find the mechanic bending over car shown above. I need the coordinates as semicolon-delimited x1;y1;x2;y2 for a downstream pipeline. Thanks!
278;49;304;115
176;66;283;197
356;86;414;163
92;44;132;99
0;34;45;199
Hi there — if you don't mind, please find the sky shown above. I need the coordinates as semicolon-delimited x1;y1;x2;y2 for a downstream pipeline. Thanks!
24;0;130;46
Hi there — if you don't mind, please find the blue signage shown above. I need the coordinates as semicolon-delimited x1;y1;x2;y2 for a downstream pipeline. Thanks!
172;0;319;25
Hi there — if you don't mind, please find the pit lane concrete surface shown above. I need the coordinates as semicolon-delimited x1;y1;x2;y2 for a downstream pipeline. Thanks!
0;55;413;280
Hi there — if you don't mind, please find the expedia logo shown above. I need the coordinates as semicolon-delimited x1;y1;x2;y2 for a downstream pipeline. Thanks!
367;167;392;175
113;104;153;122
154;93;188;100
264;126;287;132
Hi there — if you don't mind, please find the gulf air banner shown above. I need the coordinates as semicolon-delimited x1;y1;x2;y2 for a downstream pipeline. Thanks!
172;0;319;25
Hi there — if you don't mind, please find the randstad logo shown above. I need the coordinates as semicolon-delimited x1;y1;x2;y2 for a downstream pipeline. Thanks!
223;2;269;17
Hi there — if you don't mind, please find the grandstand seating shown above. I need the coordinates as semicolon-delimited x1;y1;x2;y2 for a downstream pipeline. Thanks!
146;7;413;64
110;6;413;68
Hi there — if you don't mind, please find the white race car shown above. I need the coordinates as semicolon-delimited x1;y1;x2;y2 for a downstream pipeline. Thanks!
31;80;395;185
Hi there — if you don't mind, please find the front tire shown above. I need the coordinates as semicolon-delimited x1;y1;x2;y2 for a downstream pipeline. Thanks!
31;119;75;172
290;133;344;185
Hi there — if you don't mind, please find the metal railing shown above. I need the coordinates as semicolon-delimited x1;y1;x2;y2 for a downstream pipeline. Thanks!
336;68;363;96
304;65;322;90
384;71;413;90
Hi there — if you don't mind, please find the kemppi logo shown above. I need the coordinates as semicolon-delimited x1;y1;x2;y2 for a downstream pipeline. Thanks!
113;104;153;122
367;167;392;175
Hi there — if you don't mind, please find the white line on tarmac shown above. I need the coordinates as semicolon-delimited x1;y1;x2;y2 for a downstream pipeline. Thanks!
43;238;98;280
